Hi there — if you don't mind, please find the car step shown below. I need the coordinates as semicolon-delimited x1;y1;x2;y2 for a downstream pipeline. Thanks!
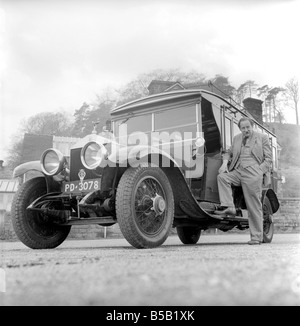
210;214;248;222
58;216;116;226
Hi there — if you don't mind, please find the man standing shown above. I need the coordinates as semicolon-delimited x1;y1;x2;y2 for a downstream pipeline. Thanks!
214;117;272;245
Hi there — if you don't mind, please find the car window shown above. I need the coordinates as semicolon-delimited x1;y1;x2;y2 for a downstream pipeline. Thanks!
154;105;196;130
115;114;152;135
225;116;232;149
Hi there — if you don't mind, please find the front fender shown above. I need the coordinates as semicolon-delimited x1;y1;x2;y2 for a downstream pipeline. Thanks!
108;145;182;168
13;160;62;193
13;161;42;178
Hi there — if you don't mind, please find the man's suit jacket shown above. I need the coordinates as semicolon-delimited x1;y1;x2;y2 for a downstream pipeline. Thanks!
223;131;272;174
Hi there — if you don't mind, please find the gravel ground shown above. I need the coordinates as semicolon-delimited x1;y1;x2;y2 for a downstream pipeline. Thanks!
0;233;300;306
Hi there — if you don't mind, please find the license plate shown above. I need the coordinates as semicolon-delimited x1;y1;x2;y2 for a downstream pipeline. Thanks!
63;178;101;193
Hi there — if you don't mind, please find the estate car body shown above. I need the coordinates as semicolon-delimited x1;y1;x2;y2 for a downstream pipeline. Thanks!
12;89;280;249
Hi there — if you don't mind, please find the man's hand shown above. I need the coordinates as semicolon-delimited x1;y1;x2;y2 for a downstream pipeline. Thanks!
218;160;229;174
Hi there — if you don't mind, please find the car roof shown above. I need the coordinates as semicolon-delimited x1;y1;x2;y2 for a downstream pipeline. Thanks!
111;89;218;115
111;89;276;137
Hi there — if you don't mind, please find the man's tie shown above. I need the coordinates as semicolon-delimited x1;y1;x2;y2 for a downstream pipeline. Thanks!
242;137;247;146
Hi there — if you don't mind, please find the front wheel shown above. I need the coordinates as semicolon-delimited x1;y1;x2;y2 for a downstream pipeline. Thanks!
11;177;71;249
262;196;274;243
116;164;174;248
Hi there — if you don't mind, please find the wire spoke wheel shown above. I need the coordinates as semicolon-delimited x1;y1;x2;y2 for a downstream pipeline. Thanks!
116;164;174;249
134;177;167;235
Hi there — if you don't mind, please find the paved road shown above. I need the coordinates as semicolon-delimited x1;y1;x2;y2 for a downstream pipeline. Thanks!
0;233;300;306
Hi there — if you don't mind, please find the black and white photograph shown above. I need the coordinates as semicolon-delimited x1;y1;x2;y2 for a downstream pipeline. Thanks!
0;0;300;309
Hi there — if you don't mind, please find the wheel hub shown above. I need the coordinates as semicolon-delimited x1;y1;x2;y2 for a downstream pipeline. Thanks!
152;193;166;215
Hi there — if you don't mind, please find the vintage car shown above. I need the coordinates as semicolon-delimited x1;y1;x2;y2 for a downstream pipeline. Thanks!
11;89;280;249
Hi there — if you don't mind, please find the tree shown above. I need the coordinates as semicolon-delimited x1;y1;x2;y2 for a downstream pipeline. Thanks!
22;111;74;136
257;85;285;123
115;79;149;106
266;87;285;123
5;134;24;169
235;80;258;105
257;85;271;122
71;95;115;137
116;68;207;105
71;69;208;135
71;102;91;137
285;77;299;125
209;75;236;98
6;111;74;168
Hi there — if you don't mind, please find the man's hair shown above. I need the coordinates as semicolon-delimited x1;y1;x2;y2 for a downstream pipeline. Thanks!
238;117;254;128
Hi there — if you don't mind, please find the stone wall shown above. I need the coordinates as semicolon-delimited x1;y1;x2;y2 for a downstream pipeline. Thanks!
68;223;122;240
273;198;300;232
0;210;18;241
0;211;123;241
1;198;299;242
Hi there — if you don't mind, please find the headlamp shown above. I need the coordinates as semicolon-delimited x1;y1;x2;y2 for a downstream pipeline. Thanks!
81;141;108;169
40;149;66;176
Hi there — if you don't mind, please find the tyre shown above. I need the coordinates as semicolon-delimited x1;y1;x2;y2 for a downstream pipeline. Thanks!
11;177;71;249
116;163;174;248
262;196;274;243
177;226;201;244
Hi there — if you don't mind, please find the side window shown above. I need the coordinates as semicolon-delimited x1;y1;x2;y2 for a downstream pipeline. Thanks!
154;105;196;130
225;117;232;149
202;98;222;154
272;146;278;170
126;115;152;134
115;114;152;136
269;135;278;170
233;122;240;137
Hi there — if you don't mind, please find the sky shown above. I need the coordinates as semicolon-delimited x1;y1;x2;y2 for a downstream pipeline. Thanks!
0;0;300;160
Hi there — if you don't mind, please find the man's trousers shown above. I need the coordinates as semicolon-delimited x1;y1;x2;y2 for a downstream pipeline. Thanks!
217;165;264;242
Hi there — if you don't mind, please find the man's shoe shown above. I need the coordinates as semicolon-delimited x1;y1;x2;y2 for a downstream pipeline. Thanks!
247;240;261;245
214;207;236;216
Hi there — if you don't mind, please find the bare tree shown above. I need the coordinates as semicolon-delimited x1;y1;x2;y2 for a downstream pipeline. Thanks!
235;80;258;106
6;111;74;168
23;111;73;136
115;68;207;106
257;85;285;123
267;87;285;123
285;77;299;125
5;134;24;169
257;85;272;122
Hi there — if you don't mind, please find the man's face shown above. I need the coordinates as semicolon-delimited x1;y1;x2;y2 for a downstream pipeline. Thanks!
239;120;253;138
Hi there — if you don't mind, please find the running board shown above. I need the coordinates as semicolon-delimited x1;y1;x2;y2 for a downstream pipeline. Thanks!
210;214;248;222
57;216;116;226
180;199;249;222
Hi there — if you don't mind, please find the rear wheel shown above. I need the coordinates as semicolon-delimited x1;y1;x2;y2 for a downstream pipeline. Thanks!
262;196;274;243
177;226;201;244
116;164;174;248
11;177;71;249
